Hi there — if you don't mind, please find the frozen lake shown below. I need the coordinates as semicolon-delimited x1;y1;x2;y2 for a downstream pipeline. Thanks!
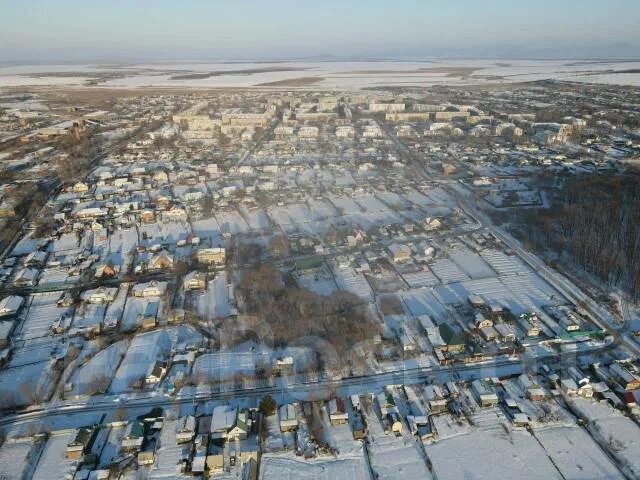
1;59;639;89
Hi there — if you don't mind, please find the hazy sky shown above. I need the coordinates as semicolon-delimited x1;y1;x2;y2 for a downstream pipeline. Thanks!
1;0;639;62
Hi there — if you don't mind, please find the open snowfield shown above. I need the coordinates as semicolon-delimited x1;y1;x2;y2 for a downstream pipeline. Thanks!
568;397;640;478
425;427;562;480
534;426;624;480
2;60;640;89
259;454;369;480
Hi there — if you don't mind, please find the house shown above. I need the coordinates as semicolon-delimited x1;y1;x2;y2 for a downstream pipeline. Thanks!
388;243;411;263
609;363;640;391
386;411;403;435
137;449;155;466
560;378;579;396
279;403;298;432
132;281;167;297
141;210;156;223
24;250;48;267
227;410;250;440
183;271;206;291
13;268;39;287
210;405;248;440
0;200;16;218
472;379;499;407
196;247;226;266
495;323;516;342
438;324;465;354
0;295;24;317
94;262;119;279
176;415;196;444
351;412;367;440
80;287;117;304
148;250;174;271
474;313;493;329
328;398;348;426
140;301;160;329
72;182;90;194
145;361;166;386
65;427;96;459
121;421;145;451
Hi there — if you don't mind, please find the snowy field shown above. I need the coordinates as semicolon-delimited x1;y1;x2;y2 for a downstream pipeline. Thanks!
2;60;640;89
534;426;624;480
568;397;640;478
425;427;562;480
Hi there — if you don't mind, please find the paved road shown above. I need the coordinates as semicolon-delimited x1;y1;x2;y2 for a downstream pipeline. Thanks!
0;335;618;429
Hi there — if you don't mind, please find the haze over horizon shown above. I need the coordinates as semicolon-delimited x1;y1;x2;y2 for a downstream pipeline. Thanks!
1;0;639;63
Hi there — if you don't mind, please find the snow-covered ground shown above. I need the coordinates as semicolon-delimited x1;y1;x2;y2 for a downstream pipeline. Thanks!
534;426;624;480
67;339;130;397
568;397;640;478
2;60;640;89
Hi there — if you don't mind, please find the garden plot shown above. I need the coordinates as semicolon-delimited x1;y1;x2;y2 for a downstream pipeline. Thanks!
421;186;457;207
329;196;363;216
500;378;573;429
297;271;338;297
139;220;191;247
121;295;165;331
149;418;191;479
534;426;624;480
400;268;439;288
402;188;432;210
7;336;59;367
215;210;251;236
363;400;432;480
449;251;497;279
425;424;562;480
193;273;233;319
433;273;556;315
67;339;129;397
191;217;223;244
306;198;338;221
259;454;368;480
104;284;129;330
376;191;412;210
333;268;374;302
268;205;297;233
0;359;56;407
429;258;470;284
480;249;530;276
98;426;127;468
568;397;640;478
110;326;202;393
333;171;356;187
37;266;79;288
49;231;82;258
240;207;271;230
262;412;296;453
19;292;72;340
103;227;138;272
70;303;106;334
192;349;269;382
354;194;394;214
32;431;78;480
400;288;447;321
0;438;36;480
